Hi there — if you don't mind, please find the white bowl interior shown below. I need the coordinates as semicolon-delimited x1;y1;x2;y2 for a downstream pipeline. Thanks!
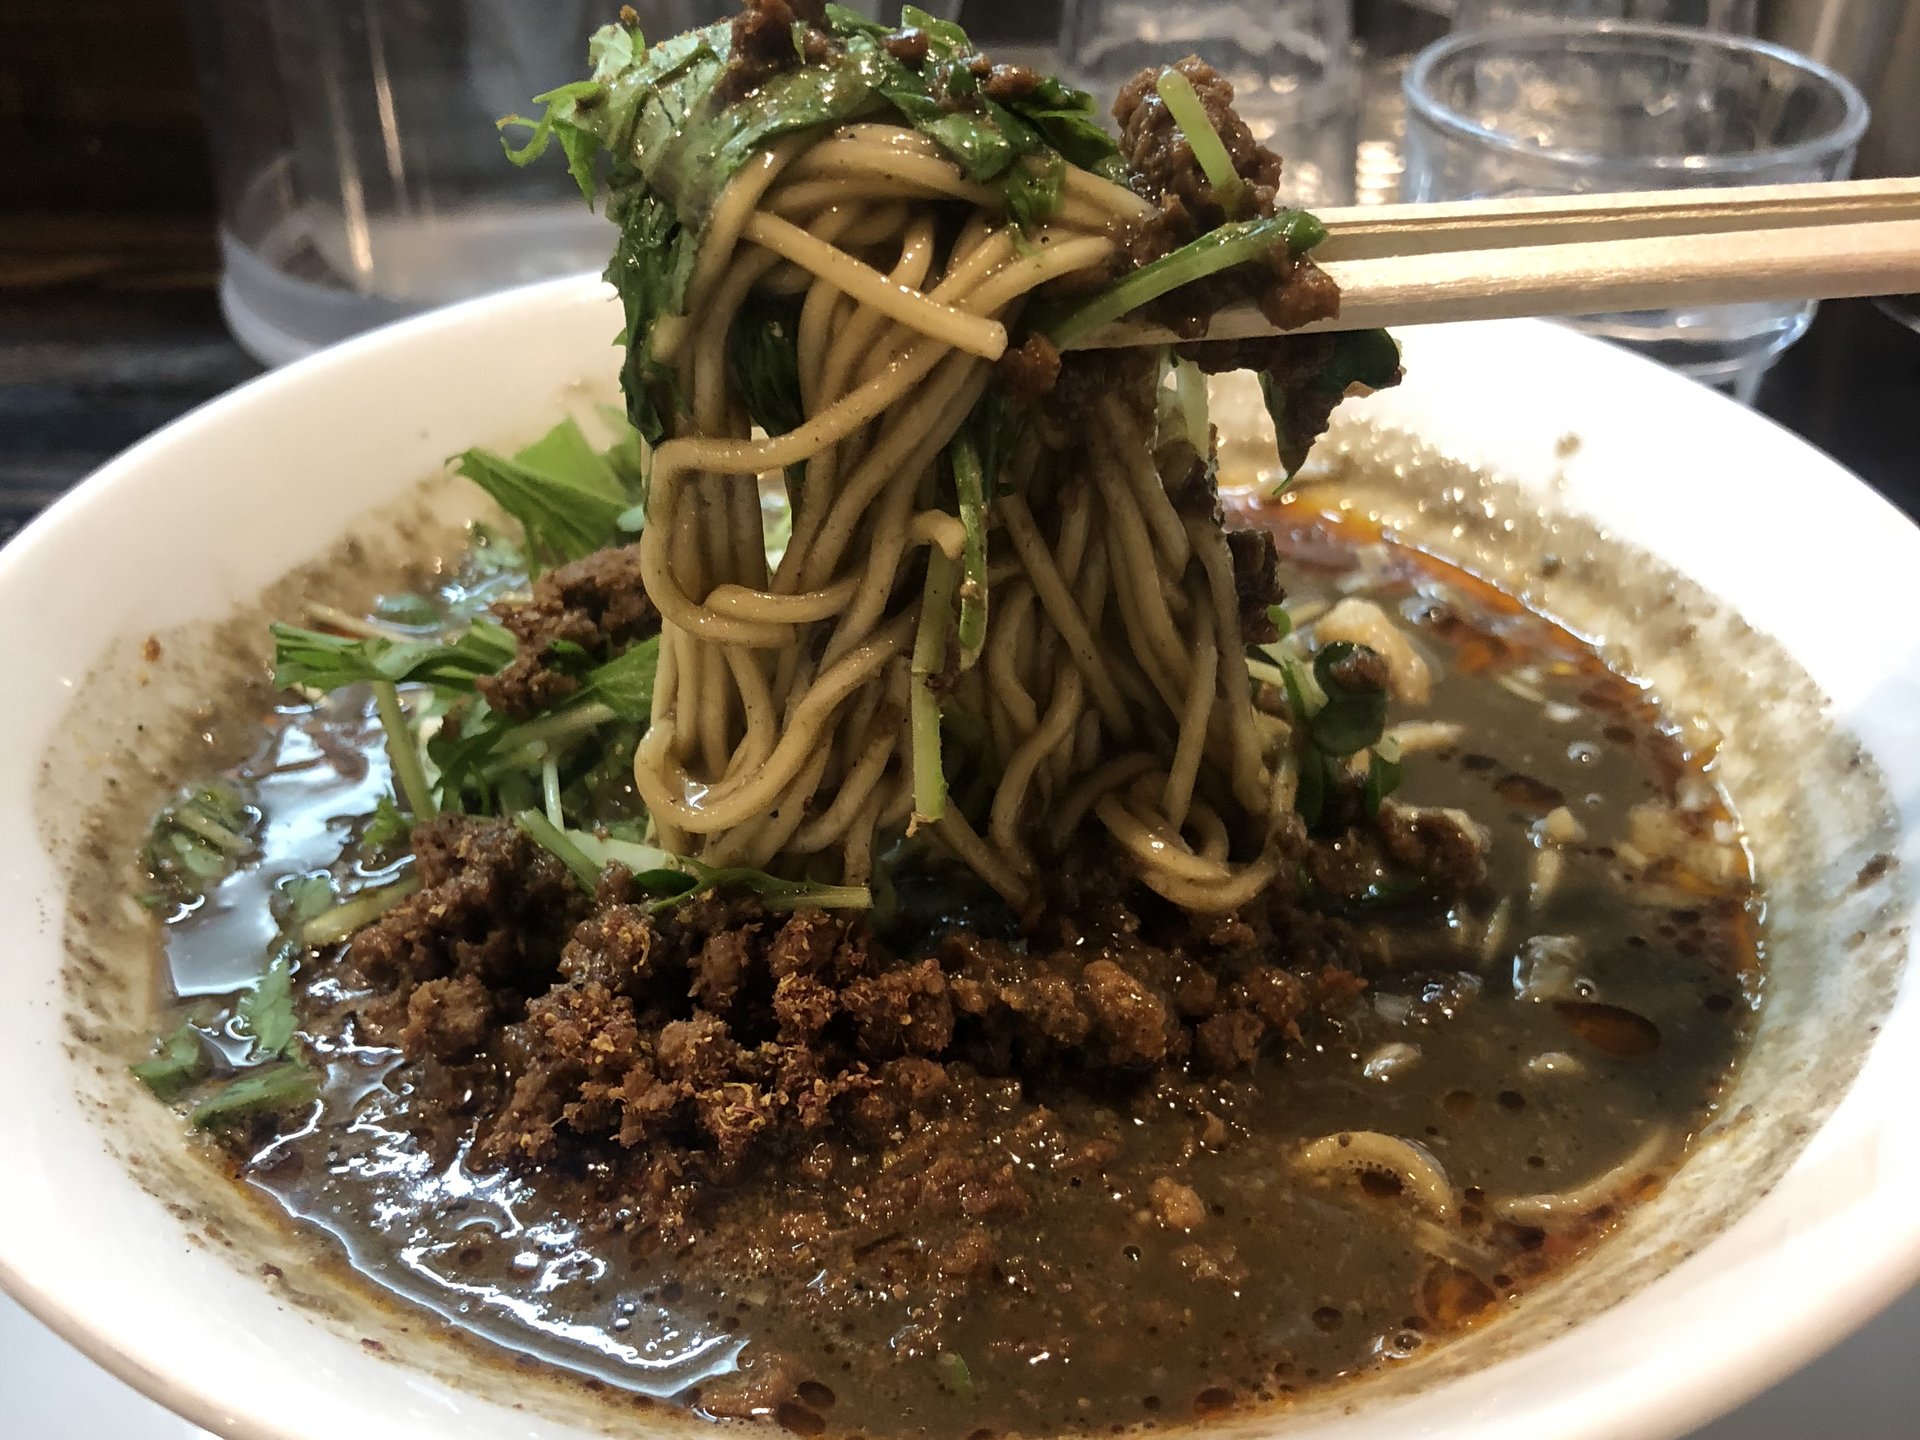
2;278;1917;1440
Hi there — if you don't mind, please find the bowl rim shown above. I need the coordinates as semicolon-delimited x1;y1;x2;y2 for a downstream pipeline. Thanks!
3;274;1919;1440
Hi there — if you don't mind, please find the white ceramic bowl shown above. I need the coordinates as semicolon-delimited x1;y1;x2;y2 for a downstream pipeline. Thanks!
2;276;1917;1440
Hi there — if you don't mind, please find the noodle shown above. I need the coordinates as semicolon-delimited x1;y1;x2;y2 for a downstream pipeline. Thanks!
630;116;1307;909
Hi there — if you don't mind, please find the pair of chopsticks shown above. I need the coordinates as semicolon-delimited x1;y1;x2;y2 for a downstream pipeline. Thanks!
1068;177;1920;348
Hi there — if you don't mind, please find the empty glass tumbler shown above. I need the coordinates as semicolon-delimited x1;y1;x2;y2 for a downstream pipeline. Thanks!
1057;0;1361;206
1402;21;1868;396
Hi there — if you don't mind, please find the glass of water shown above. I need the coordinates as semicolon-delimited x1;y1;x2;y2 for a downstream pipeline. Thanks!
1057;0;1361;206
1450;0;1757;29
1402;21;1868;398
185;0;960;365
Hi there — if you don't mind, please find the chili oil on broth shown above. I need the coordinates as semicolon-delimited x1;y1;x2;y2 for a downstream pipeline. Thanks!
131;501;1759;1439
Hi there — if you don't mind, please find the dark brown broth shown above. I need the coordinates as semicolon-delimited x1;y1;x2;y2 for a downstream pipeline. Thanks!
148;507;1759;1438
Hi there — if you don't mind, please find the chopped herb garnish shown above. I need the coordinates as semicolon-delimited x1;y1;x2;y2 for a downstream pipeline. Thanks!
576;634;661;723
454;416;641;574
371;591;444;630
513;817;870;911
511;9;1120;441
934;1351;974;1397
140;782;255;905
1262;328;1403;483
372;681;438;820
950;432;990;669
1034;211;1327;350
498;79;607;201
301;874;422;948
729;293;807;443
270;619;517;694
130;1022;210;1101
910;551;960;825
1309;642;1390;757
236;952;301;1061
513;809;603;891
1159;353;1210;453
276;873;337;927
1153;67;1244;215
362;796;414;855
1273;641;1400;832
189;1062;319;1132
1365;734;1404;820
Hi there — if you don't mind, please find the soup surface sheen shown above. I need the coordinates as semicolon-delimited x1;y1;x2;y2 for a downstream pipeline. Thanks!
144;497;1758;1438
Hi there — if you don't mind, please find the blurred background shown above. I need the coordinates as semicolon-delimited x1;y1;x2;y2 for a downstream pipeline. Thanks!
0;0;1918;1434
1;0;1915;541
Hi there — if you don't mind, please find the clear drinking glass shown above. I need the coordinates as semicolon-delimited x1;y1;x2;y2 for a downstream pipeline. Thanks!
1451;0;1758;30
1402;21;1868;397
184;0;959;365
1057;0;1362;206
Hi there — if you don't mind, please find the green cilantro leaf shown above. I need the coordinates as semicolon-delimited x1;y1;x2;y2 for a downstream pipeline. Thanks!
130;1023;210;1101
190;1062;319;1132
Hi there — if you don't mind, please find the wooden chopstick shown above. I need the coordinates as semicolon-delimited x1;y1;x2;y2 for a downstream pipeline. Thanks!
1066;177;1920;349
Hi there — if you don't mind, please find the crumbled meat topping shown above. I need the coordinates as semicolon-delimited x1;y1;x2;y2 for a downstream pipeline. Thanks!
1111;57;1341;340
475;544;659;720
338;806;1472;1253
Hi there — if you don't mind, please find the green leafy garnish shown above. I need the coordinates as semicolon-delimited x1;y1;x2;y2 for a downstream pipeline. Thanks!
1034;212;1328;349
374;682;438;820
430;634;659;814
934;1351;974;1397
949;431;989;669
1159;353;1211;452
1311;327;1402;395
671;860;871;913
1153;67;1243;215
302;874;422;948
514;10;1121;439
1262;328;1403;482
729;293;807;444
1365;735;1404;821
1308;641;1390;756
130;1023;210;1101
362;796;414;854
371;591;443;629
276;873;338;927
964;388;1016;498
189;1062;319;1132
236;953;301;1060
513;809;603;890
140;782;254;905
1274;641;1400;832
455;416;641;573
498;79;607;201
606;193;701;447
576;634;661;722
272;619;525;821
910;550;959;825
270;619;517;694
513;815;871;911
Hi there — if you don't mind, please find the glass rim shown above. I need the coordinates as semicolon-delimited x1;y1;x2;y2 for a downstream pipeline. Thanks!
1402;19;1870;177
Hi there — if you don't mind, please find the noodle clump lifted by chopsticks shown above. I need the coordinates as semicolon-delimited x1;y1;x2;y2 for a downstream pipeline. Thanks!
511;1;1402;914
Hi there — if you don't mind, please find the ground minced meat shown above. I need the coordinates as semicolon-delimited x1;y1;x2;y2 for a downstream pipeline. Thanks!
334;802;1480;1249
1111;58;1342;340
476;544;659;720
